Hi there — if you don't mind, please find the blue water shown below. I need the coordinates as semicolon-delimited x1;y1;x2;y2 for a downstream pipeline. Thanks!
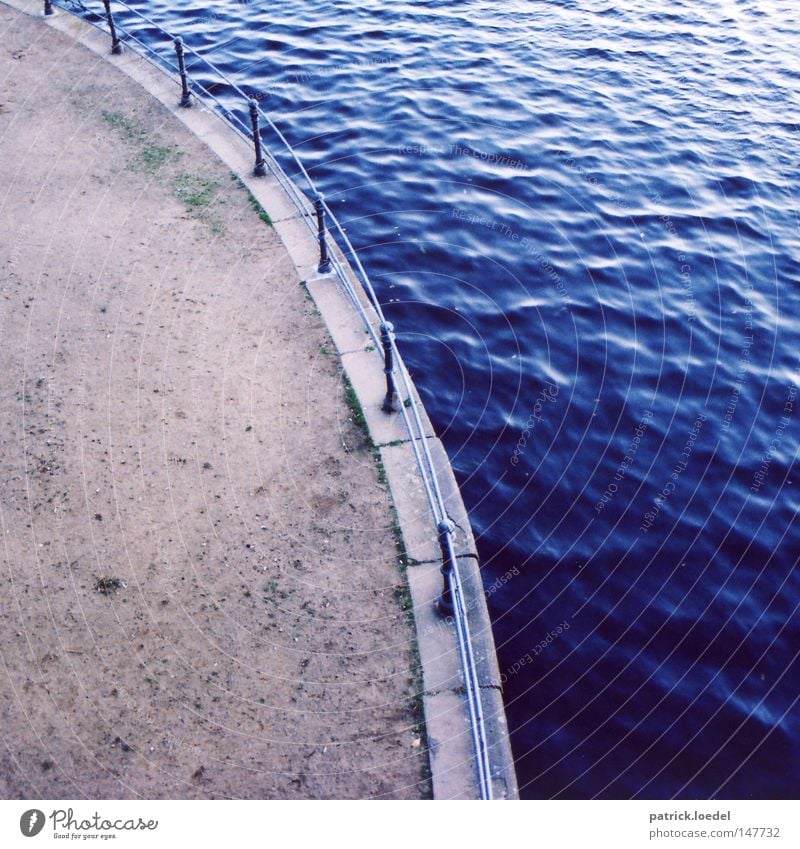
110;0;799;798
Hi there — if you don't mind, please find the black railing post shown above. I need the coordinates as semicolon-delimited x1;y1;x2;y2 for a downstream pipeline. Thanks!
44;0;54;16
173;37;192;107
436;519;455;616
102;0;123;55
314;194;332;274
380;322;400;413
248;100;267;176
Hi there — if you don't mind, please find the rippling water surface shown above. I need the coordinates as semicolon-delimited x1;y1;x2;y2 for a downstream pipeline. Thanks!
107;0;799;798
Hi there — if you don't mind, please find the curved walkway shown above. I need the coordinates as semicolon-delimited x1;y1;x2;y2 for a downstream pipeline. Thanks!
0;2;429;799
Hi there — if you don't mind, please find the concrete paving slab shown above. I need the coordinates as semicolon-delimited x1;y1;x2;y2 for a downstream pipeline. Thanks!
431;440;479;556
406;561;463;694
456;556;505;690
481;685;520;800
379;437;477;563
341;348;432;447
379;440;446;564
272;211;319;277
305;275;376;355
422;689;479;801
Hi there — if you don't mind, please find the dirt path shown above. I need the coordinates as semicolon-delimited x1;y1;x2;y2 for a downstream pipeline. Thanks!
0;3;429;799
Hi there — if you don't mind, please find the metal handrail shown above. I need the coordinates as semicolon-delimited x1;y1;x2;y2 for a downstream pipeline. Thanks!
52;0;494;800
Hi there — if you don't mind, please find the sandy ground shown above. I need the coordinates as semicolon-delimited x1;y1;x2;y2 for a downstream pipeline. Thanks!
0;4;429;799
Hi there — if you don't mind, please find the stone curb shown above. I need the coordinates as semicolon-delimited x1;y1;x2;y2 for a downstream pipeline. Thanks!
8;0;519;801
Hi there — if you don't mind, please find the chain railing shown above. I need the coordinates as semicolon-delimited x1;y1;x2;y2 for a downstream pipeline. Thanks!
47;0;495;800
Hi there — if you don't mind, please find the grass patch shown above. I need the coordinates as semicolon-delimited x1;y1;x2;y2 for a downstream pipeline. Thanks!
235;177;273;226
298;280;314;303
373;447;388;487
393;583;412;614
342;373;369;442
173;173;218;209
101;110;145;142
399;549;431;794
140;143;180;172
100;110;182;174
298;280;323;317
172;173;224;234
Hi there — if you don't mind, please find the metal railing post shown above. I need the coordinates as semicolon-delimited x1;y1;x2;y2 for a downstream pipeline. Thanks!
102;0;123;54
436;519;455;616
173;37;192;107
380;322;400;412
44;0;54;16
248;100;267;176
314;195;332;274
